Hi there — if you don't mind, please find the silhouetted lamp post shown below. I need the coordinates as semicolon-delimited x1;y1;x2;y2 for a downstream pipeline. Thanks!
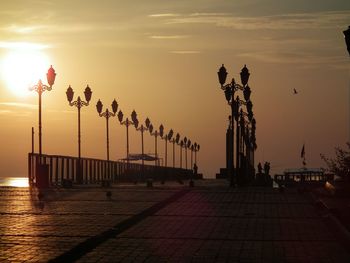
344;26;350;56
217;64;250;187
167;129;174;167
66;85;92;160
117;110;135;171
194;143;200;165
29;65;56;156
96;99;118;161
178;140;184;169
147;122;159;166
173;133;180;168
130;110;149;174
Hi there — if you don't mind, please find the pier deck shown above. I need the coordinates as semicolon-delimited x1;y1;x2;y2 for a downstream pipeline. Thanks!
0;180;349;262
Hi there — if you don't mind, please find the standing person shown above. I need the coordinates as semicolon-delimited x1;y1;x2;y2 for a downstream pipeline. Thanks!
258;162;262;174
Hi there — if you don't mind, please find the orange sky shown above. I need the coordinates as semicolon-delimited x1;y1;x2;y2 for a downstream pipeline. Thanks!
0;0;349;178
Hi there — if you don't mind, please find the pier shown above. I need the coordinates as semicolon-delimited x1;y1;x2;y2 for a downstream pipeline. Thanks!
1;180;349;262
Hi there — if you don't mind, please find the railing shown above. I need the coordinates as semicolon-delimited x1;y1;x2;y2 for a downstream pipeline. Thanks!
28;153;193;187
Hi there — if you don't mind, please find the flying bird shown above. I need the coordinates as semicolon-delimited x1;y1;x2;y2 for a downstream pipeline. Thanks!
293;88;298;94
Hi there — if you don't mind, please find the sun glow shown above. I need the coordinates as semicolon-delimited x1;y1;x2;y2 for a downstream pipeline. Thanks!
0;46;50;97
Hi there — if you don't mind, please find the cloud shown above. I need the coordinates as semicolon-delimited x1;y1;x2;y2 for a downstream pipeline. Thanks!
149;14;180;18
150;35;189;39
157;11;350;30
0;102;37;109
0;41;49;50
237;51;346;66
170;50;201;54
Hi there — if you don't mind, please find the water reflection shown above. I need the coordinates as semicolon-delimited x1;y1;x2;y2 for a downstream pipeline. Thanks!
0;177;29;187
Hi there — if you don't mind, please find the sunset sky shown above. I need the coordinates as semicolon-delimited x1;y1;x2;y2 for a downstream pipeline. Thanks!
0;0;349;178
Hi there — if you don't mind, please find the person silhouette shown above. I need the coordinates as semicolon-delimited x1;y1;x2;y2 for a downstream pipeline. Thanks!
257;162;262;174
264;162;269;175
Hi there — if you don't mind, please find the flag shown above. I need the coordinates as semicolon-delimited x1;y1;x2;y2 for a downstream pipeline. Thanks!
301;144;305;158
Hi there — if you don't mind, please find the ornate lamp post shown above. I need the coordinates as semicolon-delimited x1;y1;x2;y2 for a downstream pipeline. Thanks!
29;65;56;156
130;110;149;176
193;143;200;165
66;85;92;183
66;85;92;159
96;99;118;161
217;64;251;187
178;140;184;169
172;133;180;168
344;26;350;56
159;124;167;167
183;137;188;169
147;122;159;166
117;110;136;173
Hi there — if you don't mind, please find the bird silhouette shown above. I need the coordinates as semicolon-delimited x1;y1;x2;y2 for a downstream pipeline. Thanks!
293;88;298;94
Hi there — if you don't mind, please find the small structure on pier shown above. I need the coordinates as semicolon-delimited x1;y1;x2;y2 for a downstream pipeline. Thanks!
274;167;334;187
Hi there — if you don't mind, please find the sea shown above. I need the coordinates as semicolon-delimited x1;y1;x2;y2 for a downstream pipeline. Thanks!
0;177;29;187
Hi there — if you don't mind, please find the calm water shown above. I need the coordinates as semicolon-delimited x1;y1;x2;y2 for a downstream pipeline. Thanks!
0;177;29;187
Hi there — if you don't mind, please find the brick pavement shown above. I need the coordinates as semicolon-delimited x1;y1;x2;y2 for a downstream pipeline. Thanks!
1;180;350;262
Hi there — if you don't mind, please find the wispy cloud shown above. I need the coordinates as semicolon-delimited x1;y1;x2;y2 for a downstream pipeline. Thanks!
170;50;201;54
0;102;37;109
149;13;180;18
150;35;189;39
0;41;49;50
155;11;350;30
237;51;346;66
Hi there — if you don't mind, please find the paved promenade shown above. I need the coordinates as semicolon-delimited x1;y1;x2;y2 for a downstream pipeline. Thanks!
1;180;350;262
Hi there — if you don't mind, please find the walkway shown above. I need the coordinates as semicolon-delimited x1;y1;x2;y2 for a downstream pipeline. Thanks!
0;180;349;262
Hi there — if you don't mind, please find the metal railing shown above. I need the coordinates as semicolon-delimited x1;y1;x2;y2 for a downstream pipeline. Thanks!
28;153;192;187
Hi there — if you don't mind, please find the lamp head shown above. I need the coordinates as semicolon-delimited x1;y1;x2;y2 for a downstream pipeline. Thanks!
217;64;228;86
243;85;251;101
66;85;74;103
84;85;92;102
175;133;180;144
96;99;103;114
131;110;137;123
145;117;151;129
46;65;56;87
224;86;232;102
117;110;123;122
111;99;118;114
240;64;250;86
168;129;174;140
159;124;164;138
149;124;153;133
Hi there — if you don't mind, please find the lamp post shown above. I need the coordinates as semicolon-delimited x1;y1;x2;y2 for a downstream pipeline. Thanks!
179;140;184;169
193;143;200;165
343;26;350;56
217;64;251;187
183;137;188;169
66;85;92;183
173;133;180;168
167;129;174;168
96;99;118;161
66;85;92;159
147;122;159;166
130;110;149;178
117;110;135;173
159;124;168;167
29;65;56;156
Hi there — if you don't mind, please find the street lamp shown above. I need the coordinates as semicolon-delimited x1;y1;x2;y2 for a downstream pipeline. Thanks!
147;122;159;166
179;139;184;169
343;26;350;56
217;64;251;187
194;143;200;165
130;110;149;177
117;110;136;173
167;129;175;168
29;65;56;156
66;85;92;159
66;85;92;183
96;99;118;161
171;132;180;168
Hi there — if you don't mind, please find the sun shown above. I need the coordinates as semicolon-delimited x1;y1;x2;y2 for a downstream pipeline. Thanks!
0;48;50;97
